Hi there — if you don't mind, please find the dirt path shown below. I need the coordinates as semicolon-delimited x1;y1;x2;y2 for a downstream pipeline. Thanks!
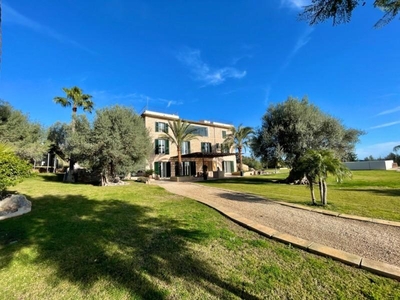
154;180;400;268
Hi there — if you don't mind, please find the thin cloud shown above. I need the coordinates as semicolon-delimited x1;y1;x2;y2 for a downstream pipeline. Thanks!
3;2;95;55
91;91;183;108
280;0;311;9
281;27;314;70
369;120;400;129
357;141;400;159
376;106;400;116
177;48;246;86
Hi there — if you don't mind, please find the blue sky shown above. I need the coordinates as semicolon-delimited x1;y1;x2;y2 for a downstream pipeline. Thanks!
1;0;399;159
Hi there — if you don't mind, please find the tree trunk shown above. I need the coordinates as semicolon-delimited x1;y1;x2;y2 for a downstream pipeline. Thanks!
177;148;182;176
322;180;328;205
238;146;242;171
319;179;323;203
307;175;316;205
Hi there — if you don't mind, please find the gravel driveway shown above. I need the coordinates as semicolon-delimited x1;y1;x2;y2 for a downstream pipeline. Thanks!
154;180;400;268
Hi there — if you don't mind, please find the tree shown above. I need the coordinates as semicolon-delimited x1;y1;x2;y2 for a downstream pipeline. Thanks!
394;145;400;152
252;96;363;182
300;0;400;28
242;156;263;170
161;119;198;176
297;149;351;205
90;105;152;185
53;86;94;181
0;101;48;164
0;143;31;197
224;124;254;172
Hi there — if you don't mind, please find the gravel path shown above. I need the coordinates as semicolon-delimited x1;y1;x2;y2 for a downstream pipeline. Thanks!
154;180;400;268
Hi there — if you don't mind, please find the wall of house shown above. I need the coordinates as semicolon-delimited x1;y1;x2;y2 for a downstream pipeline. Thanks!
142;110;236;176
344;160;394;170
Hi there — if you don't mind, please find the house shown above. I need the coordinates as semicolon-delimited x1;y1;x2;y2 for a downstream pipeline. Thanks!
141;110;237;178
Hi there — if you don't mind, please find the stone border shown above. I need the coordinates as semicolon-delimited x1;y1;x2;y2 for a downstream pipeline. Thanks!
198;201;400;281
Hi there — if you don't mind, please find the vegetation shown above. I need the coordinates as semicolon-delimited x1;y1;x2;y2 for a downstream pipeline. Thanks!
300;0;400;27
90;106;152;185
1;174;399;299
53;86;94;181
297;149;351;205
224;124;254;172
161;119;198;176
0;101;48;163
252;97;363;182
242;156;263;170
200;170;400;221
0;143;31;196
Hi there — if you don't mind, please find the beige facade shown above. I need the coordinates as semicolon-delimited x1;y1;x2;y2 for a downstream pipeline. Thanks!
141;110;237;178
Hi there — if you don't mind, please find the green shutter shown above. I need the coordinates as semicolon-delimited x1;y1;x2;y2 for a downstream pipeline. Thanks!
222;131;226;138
188;142;191;154
165;123;169;133
230;161;234;172
165;140;170;154
155;139;159;154
154;162;160;175
201;142;204;152
155;122;159;132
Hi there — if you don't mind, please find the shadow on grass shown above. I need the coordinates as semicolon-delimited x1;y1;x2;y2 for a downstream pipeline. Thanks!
204;176;285;185
0;193;258;299
342;188;400;197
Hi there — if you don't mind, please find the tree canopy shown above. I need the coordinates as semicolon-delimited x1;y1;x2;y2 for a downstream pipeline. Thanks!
252;96;363;181
224;124;254;172
161;119;199;176
300;0;400;27
0;101;48;163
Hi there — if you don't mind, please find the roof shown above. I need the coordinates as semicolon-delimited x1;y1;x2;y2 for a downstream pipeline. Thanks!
170;152;235;159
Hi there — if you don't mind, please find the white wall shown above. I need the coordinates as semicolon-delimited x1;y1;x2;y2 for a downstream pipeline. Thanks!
344;160;394;170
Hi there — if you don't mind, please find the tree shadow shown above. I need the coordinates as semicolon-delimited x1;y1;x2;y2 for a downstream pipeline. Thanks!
204;176;285;185
0;193;259;299
215;192;272;204
343;188;400;197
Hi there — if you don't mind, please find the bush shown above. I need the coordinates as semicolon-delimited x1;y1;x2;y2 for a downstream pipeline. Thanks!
145;169;154;177
0;150;32;195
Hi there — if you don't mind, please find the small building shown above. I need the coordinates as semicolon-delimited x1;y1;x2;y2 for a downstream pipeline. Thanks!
344;160;395;170
141;110;237;178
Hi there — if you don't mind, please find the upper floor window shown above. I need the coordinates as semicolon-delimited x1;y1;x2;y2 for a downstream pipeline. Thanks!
191;126;208;137
201;142;212;153
181;141;191;155
222;130;227;139
155;122;169;133
155;139;169;154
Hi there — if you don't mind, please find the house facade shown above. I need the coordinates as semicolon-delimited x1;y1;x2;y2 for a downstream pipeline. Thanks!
141;110;237;178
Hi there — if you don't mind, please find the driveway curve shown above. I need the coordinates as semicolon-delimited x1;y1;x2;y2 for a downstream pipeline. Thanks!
154;180;400;268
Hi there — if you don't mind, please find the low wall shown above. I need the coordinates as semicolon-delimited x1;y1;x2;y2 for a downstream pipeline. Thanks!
344;160;394;170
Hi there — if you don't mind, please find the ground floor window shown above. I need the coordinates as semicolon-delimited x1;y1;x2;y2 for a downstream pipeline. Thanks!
154;161;171;177
223;161;234;173
175;161;196;176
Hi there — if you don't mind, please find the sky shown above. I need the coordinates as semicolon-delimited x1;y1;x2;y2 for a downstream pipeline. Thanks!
1;0;399;159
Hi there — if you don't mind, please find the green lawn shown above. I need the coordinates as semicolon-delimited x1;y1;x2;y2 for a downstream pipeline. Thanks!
1;174;399;299
200;170;400;221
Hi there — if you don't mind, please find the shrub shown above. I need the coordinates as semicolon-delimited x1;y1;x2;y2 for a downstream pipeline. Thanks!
0;148;32;196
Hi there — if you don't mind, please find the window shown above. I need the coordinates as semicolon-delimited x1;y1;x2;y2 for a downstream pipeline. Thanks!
191;126;208;137
155;139;169;154
181;141;190;155
222;143;230;153
222;130;227;138
201;142;212;153
155;122;168;133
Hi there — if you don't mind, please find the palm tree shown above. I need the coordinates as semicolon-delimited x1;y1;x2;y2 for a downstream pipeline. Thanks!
224;124;254;172
161;119;199;176
54;86;94;132
394;145;400;152
54;86;93;181
298;149;351;205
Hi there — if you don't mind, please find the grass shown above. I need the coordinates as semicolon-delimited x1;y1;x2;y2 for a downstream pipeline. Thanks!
0;174;399;299
199;170;400;221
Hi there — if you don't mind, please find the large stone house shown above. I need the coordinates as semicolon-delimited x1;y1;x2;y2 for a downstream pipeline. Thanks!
141;110;237;178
